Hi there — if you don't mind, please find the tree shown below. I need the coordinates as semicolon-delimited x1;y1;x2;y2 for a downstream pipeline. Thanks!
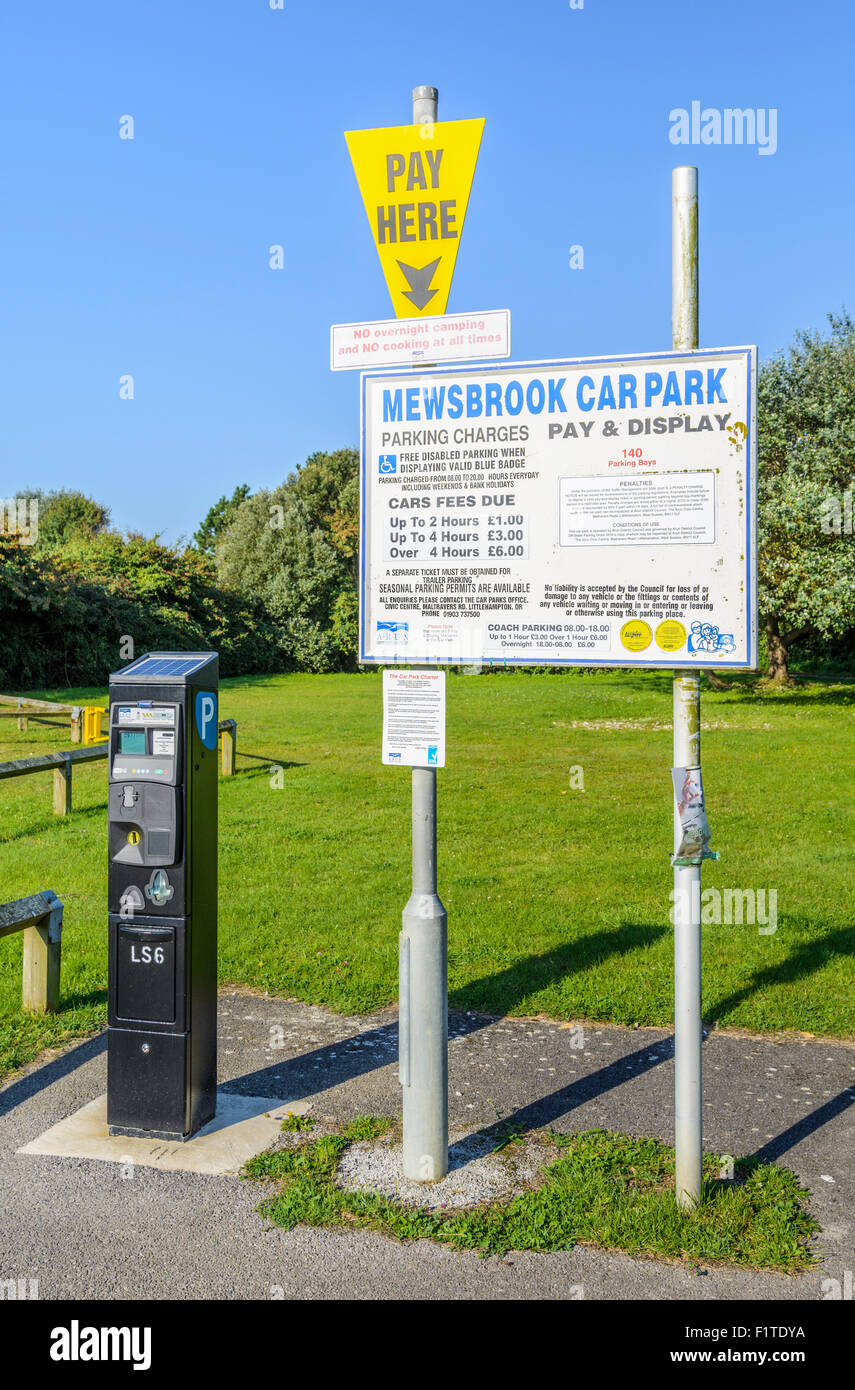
0;528;280;689
758;311;855;681
28;489;111;548
216;450;359;670
193;484;251;555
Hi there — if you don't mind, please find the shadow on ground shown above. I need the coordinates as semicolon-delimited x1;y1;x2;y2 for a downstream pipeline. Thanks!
707;924;855;1023
449;923;668;1016
0;1032;107;1117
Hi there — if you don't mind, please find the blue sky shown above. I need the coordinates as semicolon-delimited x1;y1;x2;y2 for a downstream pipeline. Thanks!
1;0;852;542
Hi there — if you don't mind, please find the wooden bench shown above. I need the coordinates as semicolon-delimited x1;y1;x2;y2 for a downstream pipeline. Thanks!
0;891;64;1012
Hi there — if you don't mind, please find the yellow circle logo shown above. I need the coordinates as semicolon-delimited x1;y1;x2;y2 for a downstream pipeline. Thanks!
126;830;141;846
655;620;687;652
620;620;652;652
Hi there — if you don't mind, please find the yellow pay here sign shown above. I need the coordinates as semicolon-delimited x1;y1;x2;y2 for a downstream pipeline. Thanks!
345;118;484;318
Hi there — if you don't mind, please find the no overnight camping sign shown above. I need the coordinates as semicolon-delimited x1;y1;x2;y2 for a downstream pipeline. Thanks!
359;347;758;669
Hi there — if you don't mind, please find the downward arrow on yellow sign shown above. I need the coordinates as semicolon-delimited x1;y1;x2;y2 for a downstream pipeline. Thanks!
345;118;484;318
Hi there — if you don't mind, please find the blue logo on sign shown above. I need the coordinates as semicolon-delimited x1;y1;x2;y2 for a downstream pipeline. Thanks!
377;621;408;644
427;745;439;765
688;622;735;655
195;690;218;750
379;454;397;474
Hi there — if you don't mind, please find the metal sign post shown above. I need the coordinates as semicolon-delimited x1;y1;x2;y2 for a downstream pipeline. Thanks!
400;757;448;1181
398;85;449;1184
671;165;703;1208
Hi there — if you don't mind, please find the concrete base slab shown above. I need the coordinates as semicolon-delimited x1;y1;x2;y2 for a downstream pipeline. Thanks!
17;1090;311;1176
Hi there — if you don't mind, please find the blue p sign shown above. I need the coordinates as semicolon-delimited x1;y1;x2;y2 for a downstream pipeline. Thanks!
195;691;217;750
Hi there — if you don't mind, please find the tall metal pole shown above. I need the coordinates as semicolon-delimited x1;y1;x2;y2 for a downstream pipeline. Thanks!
412;84;438;128
671;165;703;1208
399;84;448;1183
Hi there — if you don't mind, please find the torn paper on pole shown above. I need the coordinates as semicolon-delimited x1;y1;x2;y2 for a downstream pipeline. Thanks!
671;766;719;865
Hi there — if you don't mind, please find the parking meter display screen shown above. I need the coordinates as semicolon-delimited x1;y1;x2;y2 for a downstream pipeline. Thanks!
119;730;147;754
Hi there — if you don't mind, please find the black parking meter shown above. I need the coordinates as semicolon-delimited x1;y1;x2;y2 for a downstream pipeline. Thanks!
106;652;218;1140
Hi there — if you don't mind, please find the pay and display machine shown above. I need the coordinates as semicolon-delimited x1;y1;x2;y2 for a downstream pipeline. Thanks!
107;652;219;1140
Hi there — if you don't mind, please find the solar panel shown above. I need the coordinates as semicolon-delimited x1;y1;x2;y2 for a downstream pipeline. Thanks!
118;654;214;679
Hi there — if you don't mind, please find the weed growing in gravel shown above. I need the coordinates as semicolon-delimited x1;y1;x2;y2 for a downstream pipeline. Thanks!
280;1113;315;1134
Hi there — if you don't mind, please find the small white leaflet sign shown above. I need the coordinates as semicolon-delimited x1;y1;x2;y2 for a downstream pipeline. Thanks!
382;669;446;768
331;310;510;371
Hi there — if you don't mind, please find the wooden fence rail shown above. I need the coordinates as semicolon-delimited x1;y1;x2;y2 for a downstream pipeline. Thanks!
0;891;64;1012
0;695;90;741
0;720;238;814
0;695;77;713
0;744;107;815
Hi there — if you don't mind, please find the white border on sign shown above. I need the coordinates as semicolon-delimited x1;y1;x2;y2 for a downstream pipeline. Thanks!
358;347;758;671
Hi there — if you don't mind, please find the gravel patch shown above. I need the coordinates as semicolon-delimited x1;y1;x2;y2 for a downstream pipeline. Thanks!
335;1129;554;1210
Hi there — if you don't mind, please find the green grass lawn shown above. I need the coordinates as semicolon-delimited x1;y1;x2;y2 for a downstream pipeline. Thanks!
1;670;853;1077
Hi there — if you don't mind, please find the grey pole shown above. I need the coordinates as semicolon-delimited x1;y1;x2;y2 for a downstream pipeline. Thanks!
399;83;448;1184
671;165;703;1209
401;764;448;1180
672;166;698;355
412;84;438;128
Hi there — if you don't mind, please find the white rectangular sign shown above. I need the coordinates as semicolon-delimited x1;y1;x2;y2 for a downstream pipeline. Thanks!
382;669;446;767
360;348;757;669
558;472;716;548
331;310;510;371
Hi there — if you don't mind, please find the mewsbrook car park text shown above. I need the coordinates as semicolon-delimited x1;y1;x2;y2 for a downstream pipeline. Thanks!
381;368;729;422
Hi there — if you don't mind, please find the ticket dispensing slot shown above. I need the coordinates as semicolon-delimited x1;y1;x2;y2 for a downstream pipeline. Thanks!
108;783;180;865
